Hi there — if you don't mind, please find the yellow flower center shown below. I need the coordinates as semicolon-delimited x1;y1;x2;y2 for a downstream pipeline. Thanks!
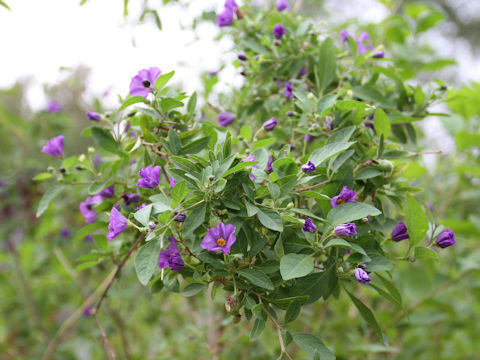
217;238;226;247
337;198;346;204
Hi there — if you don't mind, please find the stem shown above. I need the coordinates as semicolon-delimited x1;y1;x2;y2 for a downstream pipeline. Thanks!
94;314;117;360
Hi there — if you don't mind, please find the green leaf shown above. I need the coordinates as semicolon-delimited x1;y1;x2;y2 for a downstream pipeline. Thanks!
405;193;428;246
373;109;391;138
91;127;119;154
280;254;314;280
171;181;189;208
290;269;332;304
272;158;298;177
183;202;206;234
250;318;265;341
356;167;383;180
245;200;259;217
0;1;11;10
187;92;197;113
222;161;258;178
257;209;283;232
346;289;385;343
285;301;302;323
134;204;152;226
414;246;439;262
325;238;367;256
36;185;65;217
240;125;252;142
252;137;276;151
182;136;210;154
118;96;149;112
134;239;161;286
291;333;335;360
310;142;355;166
73;222;105;242
181;282;206;297
160;98;184;112
168;129;182;155
238;269;274;290
155;70;175;90
316;38;337;93
327;202;381;227
353;85;392;108
33;172;53;181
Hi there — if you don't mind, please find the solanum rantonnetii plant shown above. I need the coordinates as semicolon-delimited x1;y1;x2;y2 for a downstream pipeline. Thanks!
36;1;459;358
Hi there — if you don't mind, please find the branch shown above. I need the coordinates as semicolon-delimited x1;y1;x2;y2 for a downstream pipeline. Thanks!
94;314;117;360
94;233;146;314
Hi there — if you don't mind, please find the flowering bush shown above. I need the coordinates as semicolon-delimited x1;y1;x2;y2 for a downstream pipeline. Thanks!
31;1;464;358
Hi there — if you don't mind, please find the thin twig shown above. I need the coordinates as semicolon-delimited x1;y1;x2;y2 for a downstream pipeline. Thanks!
94;314;117;360
95;233;146;314
42;268;117;360
294;179;330;193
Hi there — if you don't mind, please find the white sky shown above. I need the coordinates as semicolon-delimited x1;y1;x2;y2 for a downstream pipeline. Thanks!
0;0;233;109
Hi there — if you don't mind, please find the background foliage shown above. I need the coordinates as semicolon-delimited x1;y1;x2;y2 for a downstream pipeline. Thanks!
1;1;479;359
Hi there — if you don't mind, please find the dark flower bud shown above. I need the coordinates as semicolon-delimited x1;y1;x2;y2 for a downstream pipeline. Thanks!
59;167;66;174
286;111;294;117
173;212;186;222
75;165;84;171
439;85;447;91
104;111;113;118
301;160;316;173
391;222;409;241
302;218;317;233
436;228;456;248
245;149;250;155
334;223;357;237
273;39;281;46
354;268;371;284
148;221;156;229
209;175;215;181
237;54;247;61
240;71;246;76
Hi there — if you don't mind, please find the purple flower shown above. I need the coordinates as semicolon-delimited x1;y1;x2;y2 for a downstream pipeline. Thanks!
436;229;456;248
276;0;291;11
82;306;93;317
137;165;161;189
373;51;385;59
79;195;103;224
217;8;234;27
123;193;141;206
302;218;317;233
129;67;162;98
340;29;354;43
173;211;186;222
273;24;286;39
237;53;247;61
158;236;184;271
107;207;128;241
47;100;62;114
357;32;373;55
60;228;71;238
298;67;307;77
286;111;294;117
41;135;64;158
264;117;278;131
301;160;316;173
283;82;293;100
99;185;114;198
267;156;274;173
201;223;237;254
86;110;102;121
93;154;102;166
218;112;235;126
243;155;258;181
330;186;357;207
334;223;357;237
169;176;177;188
391;221;409;242
354;268;371;284
137;204;147;210
224;0;238;11
304;134;315;143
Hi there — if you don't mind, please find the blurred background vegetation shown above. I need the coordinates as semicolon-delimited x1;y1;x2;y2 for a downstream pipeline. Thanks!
1;0;479;359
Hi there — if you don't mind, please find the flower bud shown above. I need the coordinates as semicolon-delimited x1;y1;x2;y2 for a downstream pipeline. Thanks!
59;167;66;174
436;228;456;248
209;175;215;181
148;221;156;229
377;159;394;175
88;147;95;154
334;223;357;237
346;89;353;97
